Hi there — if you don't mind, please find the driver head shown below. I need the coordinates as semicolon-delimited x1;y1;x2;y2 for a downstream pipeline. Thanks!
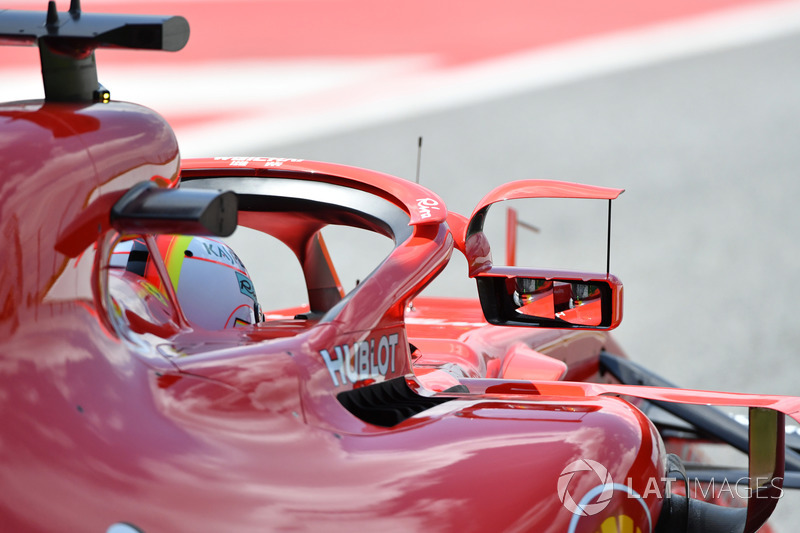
112;235;262;330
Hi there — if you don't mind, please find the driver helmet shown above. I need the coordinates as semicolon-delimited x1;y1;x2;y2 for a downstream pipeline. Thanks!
111;235;262;330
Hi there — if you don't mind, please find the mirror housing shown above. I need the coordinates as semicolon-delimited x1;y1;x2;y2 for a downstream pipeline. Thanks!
476;267;623;330
111;181;238;237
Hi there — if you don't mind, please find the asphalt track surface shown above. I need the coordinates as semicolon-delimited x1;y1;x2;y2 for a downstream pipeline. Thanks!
260;26;800;395
246;16;800;533
213;15;800;530
5;0;800;530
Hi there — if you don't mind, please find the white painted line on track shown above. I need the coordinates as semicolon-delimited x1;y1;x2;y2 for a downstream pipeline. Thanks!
3;1;800;155
175;0;800;156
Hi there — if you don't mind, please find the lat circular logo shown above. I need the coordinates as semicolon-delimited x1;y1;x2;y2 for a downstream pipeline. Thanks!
557;459;614;516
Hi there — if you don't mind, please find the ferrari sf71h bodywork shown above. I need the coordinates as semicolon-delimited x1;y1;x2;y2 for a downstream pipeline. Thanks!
2;4;799;533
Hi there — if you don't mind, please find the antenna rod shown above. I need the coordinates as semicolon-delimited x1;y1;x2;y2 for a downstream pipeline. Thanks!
415;136;423;184
606;199;612;275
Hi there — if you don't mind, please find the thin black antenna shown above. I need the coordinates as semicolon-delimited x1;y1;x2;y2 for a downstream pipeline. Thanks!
606;199;612;275
415;136;423;184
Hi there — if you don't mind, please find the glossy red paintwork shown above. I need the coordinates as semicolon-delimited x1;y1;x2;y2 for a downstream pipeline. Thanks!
0;26;792;533
0;101;180;325
0;98;668;532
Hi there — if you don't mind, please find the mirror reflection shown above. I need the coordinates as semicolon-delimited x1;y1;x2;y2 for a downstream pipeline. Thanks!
512;278;603;326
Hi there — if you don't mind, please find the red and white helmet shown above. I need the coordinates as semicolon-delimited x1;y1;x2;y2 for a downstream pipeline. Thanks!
111;235;262;330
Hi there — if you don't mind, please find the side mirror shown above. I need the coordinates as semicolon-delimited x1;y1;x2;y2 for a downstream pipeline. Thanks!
111;181;238;237
476;268;623;330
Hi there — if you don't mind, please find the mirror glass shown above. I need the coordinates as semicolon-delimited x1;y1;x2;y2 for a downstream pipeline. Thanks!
511;278;604;326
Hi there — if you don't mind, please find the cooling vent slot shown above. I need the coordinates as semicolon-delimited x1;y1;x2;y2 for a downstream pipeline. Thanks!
337;377;458;427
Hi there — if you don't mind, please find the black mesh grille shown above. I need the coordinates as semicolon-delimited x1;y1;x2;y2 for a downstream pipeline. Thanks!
337;377;457;427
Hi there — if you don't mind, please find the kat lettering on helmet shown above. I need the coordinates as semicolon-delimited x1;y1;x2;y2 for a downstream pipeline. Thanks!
320;333;401;387
199;241;246;271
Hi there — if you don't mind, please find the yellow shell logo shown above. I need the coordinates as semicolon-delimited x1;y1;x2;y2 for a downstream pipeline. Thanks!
596;515;642;533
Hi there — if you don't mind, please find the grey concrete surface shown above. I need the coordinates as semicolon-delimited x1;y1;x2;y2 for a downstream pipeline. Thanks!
237;31;800;531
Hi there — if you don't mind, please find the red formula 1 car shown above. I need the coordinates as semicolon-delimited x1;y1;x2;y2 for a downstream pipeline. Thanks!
2;4;800;533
